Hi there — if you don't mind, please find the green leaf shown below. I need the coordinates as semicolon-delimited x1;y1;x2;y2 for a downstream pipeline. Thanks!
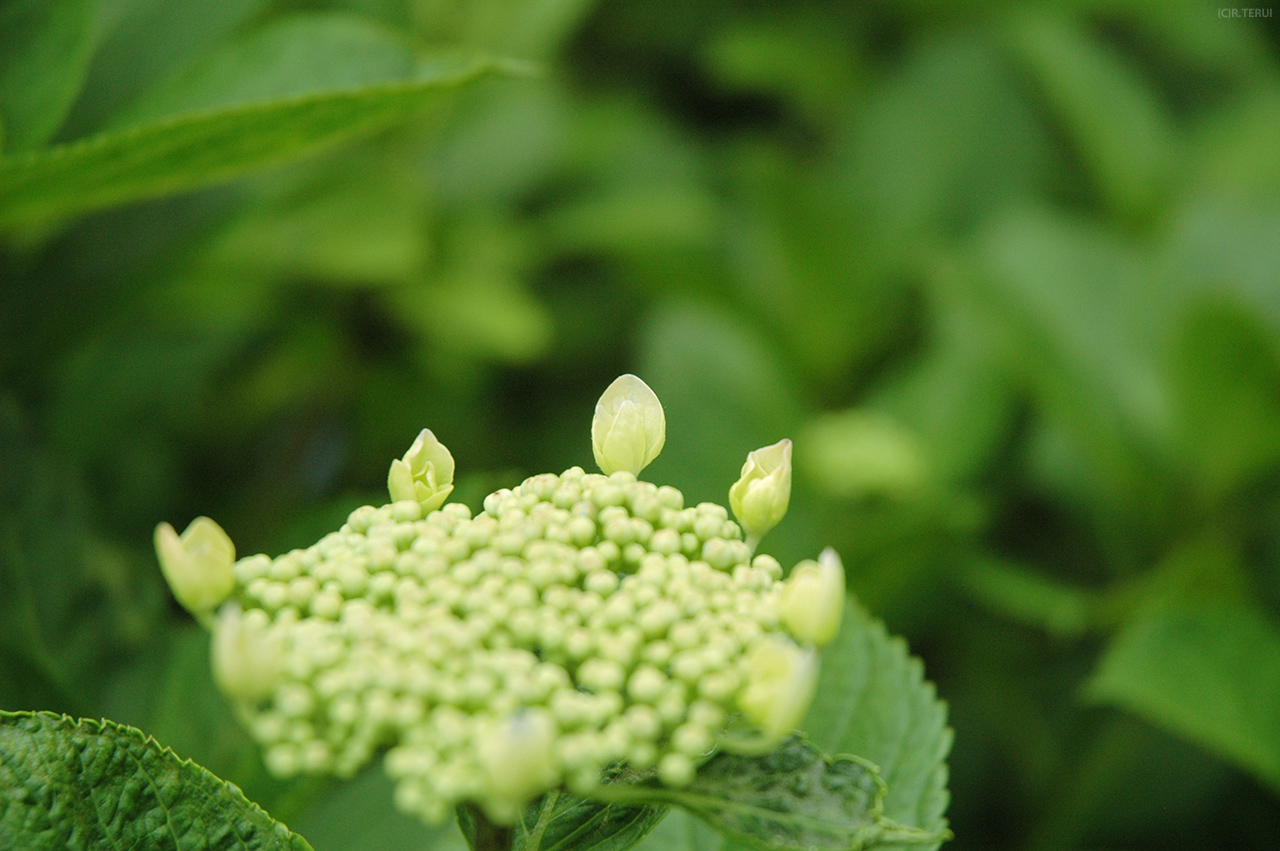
596;740;949;851
1008;10;1173;218
842;31;1049;239
457;791;668;851
0;15;508;229
56;0;272;139
1168;298;1280;504
960;209;1176;555
1085;597;1280;793
0;711;314;850
961;556;1095;638
638;302;802;509
111;14;416;128
0;0;95;152
802;601;952;847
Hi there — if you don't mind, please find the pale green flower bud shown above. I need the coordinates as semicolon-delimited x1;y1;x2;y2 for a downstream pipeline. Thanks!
728;439;792;546
211;606;282;702
781;548;845;646
591;374;665;476
738;636;818;743
388;429;455;513
154;517;236;614
478;709;559;819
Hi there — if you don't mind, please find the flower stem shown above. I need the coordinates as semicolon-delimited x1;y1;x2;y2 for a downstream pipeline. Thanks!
459;803;514;851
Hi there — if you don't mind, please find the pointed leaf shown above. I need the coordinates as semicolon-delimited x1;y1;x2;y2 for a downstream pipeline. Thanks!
0;15;509;228
1085;598;1280;793
0;0;95;152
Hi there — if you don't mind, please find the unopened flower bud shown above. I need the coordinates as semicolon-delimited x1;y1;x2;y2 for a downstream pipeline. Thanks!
478;709;559;819
155;517;236;613
728;439;792;545
592;375;665;476
738;637;818;743
781;548;845;646
388;429;455;512
211;605;282;702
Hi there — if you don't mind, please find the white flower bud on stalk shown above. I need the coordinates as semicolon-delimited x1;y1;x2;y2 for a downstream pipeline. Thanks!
781;548;845;646
592;375;665;476
388;429;455;512
479;710;560;817
211;605;282;702
738;637;818;743
729;439;792;547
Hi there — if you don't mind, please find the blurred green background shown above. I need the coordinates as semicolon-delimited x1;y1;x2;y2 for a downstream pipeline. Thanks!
3;0;1280;849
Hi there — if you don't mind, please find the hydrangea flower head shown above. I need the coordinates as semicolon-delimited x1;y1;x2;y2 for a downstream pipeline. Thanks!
155;376;847;825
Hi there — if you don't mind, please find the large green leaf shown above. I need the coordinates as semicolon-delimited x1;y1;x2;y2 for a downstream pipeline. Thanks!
801;601;952;849
0;711;313;850
0;0;95;152
1085;598;1280;793
598;740;948;851
0;14;509;229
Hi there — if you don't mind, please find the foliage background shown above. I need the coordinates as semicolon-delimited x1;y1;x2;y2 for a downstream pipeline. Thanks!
3;0;1280;849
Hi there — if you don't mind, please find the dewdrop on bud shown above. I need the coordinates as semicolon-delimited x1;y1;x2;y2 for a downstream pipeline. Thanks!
388;429;455;512
738;637;818;743
154;517;236;613
781;548;845;646
729;439;792;545
211;605;282;702
592;375;665;476
478;709;559;821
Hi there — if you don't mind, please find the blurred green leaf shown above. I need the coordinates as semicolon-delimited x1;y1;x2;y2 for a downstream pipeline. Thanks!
0;711;314;850
1168;298;1280;505
0;14;505;228
963;209;1175;556
1161;199;1280;335
842;32;1049;239
637;302;801;508
1186;94;1280;202
0;0;95;152
703;15;860;126
112;14;416;127
630;809;723;851
0;397;162;714
57;0;272;139
870;304;1015;485
542;184;718;255
802;600;952;848
800;409;930;500
961;556;1095;638
293;765;460;851
1008;9;1174;218
1085;597;1280;793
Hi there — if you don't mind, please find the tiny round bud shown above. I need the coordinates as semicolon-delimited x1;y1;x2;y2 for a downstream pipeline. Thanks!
672;722;713;757
657;753;696;787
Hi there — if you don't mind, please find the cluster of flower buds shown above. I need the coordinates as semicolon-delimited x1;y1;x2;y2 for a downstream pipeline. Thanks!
156;375;846;825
